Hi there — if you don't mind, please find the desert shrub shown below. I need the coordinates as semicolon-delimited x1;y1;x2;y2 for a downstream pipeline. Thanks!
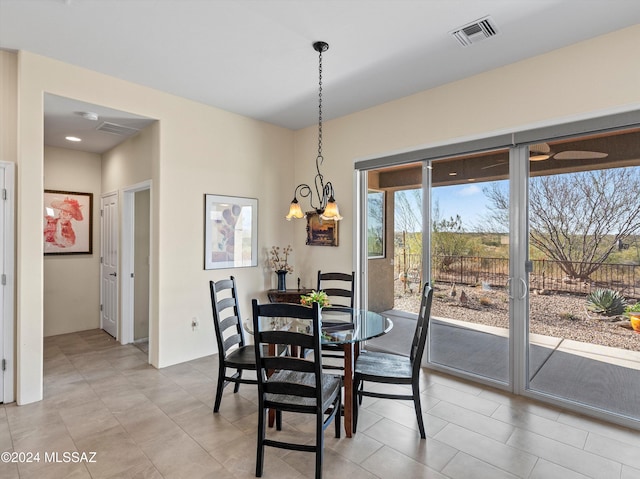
479;297;492;306
559;312;579;321
624;302;640;315
586;289;627;316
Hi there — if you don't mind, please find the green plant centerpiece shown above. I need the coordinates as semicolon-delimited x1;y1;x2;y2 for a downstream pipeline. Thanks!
586;288;627;316
300;290;330;308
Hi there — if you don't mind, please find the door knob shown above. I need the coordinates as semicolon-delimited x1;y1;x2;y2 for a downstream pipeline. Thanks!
109;272;117;277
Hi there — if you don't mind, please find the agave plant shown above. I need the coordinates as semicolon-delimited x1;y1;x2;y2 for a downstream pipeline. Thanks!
586;289;627;316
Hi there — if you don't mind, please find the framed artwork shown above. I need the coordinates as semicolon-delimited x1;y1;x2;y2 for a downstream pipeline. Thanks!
204;194;258;269
367;189;385;258
43;189;93;255
306;212;339;247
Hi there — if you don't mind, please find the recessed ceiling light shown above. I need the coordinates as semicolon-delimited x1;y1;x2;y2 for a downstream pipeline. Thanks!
80;111;99;121
65;136;82;142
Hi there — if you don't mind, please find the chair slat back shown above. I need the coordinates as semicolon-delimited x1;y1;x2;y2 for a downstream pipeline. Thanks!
222;334;243;352
263;355;317;374
317;271;355;308
264;381;317;398
410;284;434;374
252;300;324;408
217;296;237;313
219;315;240;334
210;277;245;359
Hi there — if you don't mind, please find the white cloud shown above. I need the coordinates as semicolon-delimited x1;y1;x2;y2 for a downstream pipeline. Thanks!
458;185;481;196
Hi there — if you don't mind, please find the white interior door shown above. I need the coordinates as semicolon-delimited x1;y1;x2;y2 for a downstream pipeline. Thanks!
0;166;5;401
0;163;14;404
101;192;118;338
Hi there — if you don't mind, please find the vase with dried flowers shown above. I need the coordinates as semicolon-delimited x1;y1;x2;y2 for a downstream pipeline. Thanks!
269;245;293;291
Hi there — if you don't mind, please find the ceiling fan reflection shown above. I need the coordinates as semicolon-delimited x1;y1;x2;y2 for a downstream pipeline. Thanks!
530;142;608;161
481;143;608;170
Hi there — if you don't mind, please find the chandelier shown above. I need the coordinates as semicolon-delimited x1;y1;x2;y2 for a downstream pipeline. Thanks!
286;41;342;221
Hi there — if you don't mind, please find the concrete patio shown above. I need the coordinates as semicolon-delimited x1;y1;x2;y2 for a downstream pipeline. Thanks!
372;311;640;421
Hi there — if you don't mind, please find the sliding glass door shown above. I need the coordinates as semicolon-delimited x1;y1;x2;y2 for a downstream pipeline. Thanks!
524;130;640;422
427;149;512;385
357;114;640;429
364;150;513;385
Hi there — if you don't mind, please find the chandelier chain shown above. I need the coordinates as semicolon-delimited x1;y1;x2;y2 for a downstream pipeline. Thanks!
317;47;323;158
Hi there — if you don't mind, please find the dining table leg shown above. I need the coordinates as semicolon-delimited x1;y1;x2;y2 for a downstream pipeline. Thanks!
342;342;359;438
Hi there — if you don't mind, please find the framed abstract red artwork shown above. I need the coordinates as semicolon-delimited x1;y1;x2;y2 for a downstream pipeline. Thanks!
43;189;93;255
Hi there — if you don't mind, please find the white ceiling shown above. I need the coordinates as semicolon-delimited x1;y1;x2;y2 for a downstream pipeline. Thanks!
2;0;640;153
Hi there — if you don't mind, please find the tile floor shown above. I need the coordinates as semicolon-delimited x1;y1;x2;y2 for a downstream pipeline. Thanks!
1;329;639;479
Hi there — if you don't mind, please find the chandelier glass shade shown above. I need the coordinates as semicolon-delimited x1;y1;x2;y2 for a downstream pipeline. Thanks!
286;41;342;222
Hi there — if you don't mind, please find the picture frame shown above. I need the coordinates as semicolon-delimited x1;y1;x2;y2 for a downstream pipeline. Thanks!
44;189;93;255
204;194;258;270
306;212;339;247
367;189;385;258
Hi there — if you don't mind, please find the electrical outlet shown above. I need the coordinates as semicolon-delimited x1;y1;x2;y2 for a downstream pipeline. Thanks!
191;317;199;330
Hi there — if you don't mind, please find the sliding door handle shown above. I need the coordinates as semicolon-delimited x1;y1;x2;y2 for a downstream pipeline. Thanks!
506;277;527;300
518;277;528;300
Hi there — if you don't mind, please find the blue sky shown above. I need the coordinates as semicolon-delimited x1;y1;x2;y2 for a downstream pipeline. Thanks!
434;183;492;230
395;180;508;232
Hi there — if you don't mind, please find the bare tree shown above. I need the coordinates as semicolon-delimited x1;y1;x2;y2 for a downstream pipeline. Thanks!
394;190;423;281
367;191;384;256
395;189;422;234
484;167;640;279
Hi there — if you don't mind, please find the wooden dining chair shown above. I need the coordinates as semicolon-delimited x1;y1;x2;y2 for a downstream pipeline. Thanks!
252;300;341;479
317;270;355;307
210;277;257;413
316;271;356;371
352;283;433;438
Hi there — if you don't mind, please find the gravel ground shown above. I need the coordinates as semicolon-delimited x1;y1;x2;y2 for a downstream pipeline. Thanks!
394;282;640;352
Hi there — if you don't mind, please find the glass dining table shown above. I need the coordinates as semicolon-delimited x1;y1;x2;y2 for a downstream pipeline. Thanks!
246;307;393;437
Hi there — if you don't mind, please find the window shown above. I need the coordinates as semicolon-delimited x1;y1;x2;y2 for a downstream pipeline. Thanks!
367;190;384;258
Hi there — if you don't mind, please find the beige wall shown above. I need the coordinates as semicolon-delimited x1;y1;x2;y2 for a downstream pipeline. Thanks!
43;146;102;336
12;50;294;404
289;25;640;289
102;121;157;194
0;52;17;164
5;24;640;405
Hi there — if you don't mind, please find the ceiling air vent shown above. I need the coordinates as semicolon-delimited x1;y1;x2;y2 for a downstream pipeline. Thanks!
96;121;140;136
450;15;500;47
